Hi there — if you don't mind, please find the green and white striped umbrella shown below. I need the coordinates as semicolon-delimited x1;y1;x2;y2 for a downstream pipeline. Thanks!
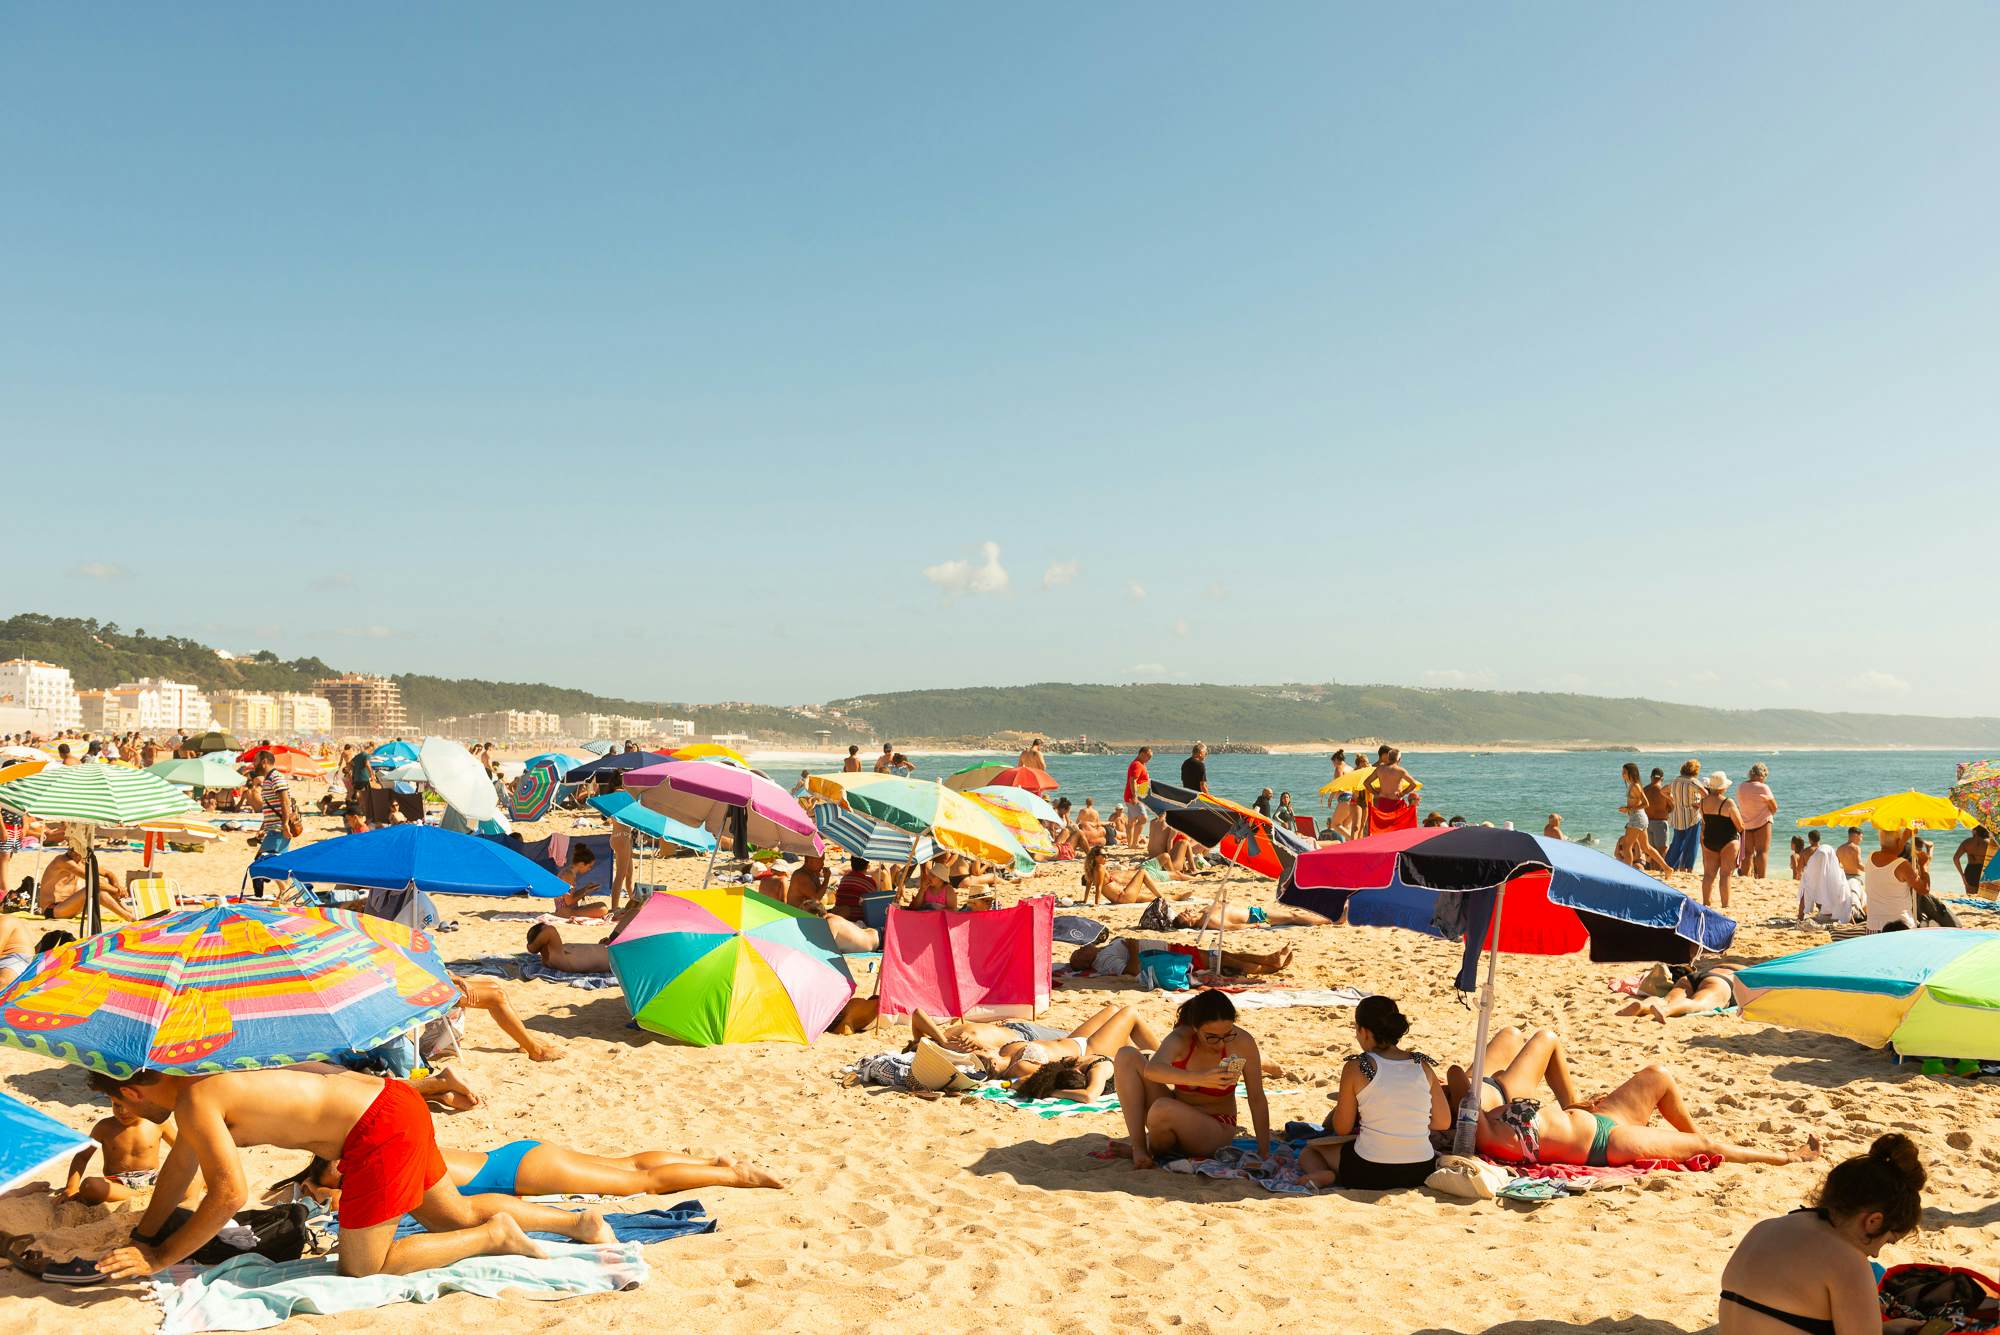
0;765;197;826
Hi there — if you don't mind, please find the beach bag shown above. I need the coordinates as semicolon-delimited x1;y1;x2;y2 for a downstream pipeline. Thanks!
139;1203;311;1265
1138;898;1176;932
282;793;303;840
1879;1264;2000;1332
1424;1154;1510;1201
1138;950;1192;991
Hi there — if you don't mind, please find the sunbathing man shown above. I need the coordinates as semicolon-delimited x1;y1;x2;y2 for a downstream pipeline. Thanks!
1615;962;1740;1024
910;1003;1164;1081
1070;937;1292;978
524;922;612;974
1170;901;1330;930
37;844;134;923
92;1066;613;1282
1445;1026;1820;1168
66;1086;176;1205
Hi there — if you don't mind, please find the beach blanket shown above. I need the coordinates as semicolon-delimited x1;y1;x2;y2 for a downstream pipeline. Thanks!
840;1052;916;1089
1160;986;1365;1012
1162;1136;1317;1195
967;1084;1120;1118
147;1242;647;1335
394;1204;715;1246
449;954;620;991
1499;1153;1721;1184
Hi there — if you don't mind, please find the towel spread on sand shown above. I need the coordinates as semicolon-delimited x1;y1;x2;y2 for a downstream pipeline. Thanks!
393;1204;716;1245
450;954;620;990
1162;1137;1317;1195
147;1242;647;1335
966;1084;1122;1118
1160;986;1365;1011
1499;1154;1721;1184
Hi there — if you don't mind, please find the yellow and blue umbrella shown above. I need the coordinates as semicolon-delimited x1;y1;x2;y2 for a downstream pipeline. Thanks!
608;887;854;1046
805;773;1032;872
0;904;459;1078
1731;929;2000;1060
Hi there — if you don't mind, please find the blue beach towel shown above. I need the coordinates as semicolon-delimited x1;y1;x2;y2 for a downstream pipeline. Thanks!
395;1203;716;1245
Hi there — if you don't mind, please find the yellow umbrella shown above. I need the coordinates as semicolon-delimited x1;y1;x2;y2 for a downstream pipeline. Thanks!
962;791;1056;859
1797;790;1978;831
1318;765;1375;797
136;815;225;842
0;759;49;787
670;743;750;768
805;772;1032;871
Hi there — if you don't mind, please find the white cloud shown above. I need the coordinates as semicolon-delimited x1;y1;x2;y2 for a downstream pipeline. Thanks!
309;571;356;593
1172;617;1190;637
337;625;397;639
1422;668;1494;688
1126;581;1147;603
1202;580;1229;601
70;561;127;581
1128;663;1169;677
922;541;1010;597
1041;560;1080;590
1848;670;1911;698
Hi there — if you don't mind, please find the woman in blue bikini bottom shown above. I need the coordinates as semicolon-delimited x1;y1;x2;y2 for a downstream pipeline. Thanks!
279;1139;784;1205
1447;1026;1821;1168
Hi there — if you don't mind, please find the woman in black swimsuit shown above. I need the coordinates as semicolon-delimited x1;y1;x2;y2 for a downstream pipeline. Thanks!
1717;1133;1925;1335
1698;772;1743;910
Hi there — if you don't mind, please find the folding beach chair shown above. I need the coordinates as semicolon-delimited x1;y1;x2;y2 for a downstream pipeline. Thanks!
124;872;175;920
1293;815;1317;839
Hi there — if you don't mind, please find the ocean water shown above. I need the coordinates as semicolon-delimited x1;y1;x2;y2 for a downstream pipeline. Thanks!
760;748;1991;849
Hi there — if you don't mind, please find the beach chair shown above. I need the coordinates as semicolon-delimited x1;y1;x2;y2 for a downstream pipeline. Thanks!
124;872;175;920
1293;815;1317;839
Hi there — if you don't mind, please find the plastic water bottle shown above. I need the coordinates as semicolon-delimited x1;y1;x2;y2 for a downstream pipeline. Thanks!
1451;1089;1481;1157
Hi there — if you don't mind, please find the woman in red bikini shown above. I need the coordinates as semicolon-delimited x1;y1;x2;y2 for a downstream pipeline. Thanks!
1112;990;1271;1170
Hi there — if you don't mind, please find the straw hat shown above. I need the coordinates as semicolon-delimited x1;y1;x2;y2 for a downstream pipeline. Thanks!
909;1039;978;1093
1706;772;1730;792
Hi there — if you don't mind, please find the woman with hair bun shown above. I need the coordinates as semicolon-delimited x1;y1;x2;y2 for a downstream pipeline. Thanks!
1718;1133;1926;1335
1300;995;1449;1190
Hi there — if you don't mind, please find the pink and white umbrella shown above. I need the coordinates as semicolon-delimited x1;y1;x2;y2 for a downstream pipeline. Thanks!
636;760;823;875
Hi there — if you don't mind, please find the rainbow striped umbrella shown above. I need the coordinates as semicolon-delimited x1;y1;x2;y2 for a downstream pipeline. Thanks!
0;904;459;1078
509;759;562;821
609;887;854;1046
1730;929;2000;1060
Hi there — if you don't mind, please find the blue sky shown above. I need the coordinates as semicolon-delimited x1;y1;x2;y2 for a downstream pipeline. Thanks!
4;5;1994;714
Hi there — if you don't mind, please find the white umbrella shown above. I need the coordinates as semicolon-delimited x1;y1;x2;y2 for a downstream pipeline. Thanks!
419;736;504;828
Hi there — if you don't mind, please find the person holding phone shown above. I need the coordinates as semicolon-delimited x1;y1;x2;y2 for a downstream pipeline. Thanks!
1112;990;1270;1170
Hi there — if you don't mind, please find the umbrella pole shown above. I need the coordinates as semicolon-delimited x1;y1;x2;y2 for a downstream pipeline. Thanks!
1452;881;1508;1157
84;824;102;939
701;844;718;889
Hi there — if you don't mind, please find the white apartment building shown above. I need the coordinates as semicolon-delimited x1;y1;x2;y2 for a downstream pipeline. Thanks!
210;691;280;736
107;678;213;733
456;708;563;740
76;689;133;732
564;712;659;741
664;719;696;740
0;659;82;731
277;693;335;735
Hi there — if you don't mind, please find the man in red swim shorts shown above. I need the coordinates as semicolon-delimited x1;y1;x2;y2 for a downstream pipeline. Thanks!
92;1066;614;1280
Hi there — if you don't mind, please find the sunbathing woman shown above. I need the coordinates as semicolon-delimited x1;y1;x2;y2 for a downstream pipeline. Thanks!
1170;901;1330;930
1718;1134;1925;1335
1080;845;1193;907
1114;989;1271;1169
1069;937;1293;978
1445;1026;1820;1168
911;1003;1163;1081
273;1139;783;1206
1615;962;1740;1024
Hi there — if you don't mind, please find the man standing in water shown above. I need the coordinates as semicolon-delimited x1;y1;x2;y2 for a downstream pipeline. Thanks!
94;1066;611;1281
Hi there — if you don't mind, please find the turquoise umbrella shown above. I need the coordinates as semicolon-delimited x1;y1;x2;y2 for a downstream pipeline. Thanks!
588;792;718;853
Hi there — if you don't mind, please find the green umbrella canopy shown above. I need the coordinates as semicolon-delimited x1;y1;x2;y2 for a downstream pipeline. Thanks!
0;765;197;826
146;758;247;789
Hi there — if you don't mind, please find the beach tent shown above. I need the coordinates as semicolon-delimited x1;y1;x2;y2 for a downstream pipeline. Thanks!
248;825;567;897
876;897;1053;1021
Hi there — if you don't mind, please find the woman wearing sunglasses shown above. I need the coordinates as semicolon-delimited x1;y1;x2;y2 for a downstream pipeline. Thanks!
1113;989;1270;1170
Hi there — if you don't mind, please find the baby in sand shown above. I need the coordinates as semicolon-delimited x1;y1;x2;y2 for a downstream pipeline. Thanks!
66;1089;174;1205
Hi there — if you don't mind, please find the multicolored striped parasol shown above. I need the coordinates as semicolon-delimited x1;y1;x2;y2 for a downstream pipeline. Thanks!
510;758;562;821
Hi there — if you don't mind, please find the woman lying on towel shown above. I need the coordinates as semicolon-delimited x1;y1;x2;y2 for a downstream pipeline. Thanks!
1069;937;1293;978
911;1003;1164;1082
1446;1026;1820;1168
1169;901;1330;930
1080;845;1195;906
1615;962;1740;1023
271;1139;783;1206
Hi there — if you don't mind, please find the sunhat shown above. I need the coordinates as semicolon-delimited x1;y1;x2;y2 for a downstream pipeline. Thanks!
1706;772;1730;791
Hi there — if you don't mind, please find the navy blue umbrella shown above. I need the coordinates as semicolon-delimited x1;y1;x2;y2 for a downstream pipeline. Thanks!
564;751;671;784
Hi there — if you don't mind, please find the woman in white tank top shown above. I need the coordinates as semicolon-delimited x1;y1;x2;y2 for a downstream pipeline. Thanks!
1864;839;1918;933
1301;996;1448;1191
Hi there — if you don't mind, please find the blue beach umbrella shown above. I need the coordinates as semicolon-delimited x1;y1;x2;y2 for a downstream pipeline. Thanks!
566;751;671;784
369;741;420;769
249;825;569;897
588;792;719;853
812;802;937;864
1;1091;90;1191
581;739;619;755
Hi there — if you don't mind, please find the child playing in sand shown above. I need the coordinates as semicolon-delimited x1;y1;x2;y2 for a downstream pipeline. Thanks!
65;1088;175;1204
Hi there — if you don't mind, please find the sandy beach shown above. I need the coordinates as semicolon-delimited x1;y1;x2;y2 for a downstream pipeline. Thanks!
3;808;1995;1335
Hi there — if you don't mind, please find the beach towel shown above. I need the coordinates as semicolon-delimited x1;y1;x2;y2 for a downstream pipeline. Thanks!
839;1052;917;1089
1161;1137;1317;1195
147;1242;647;1335
1365;798;1418;834
1499;1154;1721;1183
966;1084;1121;1118
1799;846;1864;924
1160;986;1365;1012
449;954;621;991
394;1204;715;1246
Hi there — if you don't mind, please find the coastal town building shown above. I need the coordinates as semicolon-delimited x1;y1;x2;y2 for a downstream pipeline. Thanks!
102;678;213;733
209;690;281;736
315;674;409;736
277;692;335;735
0;658;82;732
450;708;563;741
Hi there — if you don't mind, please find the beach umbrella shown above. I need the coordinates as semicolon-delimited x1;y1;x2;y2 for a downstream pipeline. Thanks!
419;736;502;826
1798;791;1978;832
1317;765;1376;798
522;751;586;779
968;784;1060;824
669;743;750;767
1143;780;1308;879
0;903;459;1078
368;740;420;769
0;759;48;786
0;765;197;936
379;761;429;783
805;773;1031;873
1949;760;2000;838
147;758;247;789
1730;929;2000;1060
1;1090;90;1192
1283;825;1736;1152
250;824;569;897
509;760;563;822
237;745;314;764
0;745;56;763
812;802;937;864
988;766;1059;794
581;739;619;755
199;750;244;766
961;790;1056;859
942;762;1009;793
182;731;240;756
567;751;671;784
608;886;855;1046
639;761;824;877
587;792;718;853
